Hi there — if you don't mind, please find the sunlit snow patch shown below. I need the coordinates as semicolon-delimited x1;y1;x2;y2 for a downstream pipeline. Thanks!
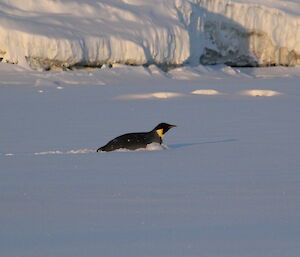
34;149;95;155
221;66;241;76
2;153;15;157
239;90;282;97
115;92;185;100
191;89;222;95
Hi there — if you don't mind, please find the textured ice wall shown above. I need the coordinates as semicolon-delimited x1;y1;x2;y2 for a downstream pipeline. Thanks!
0;0;299;70
197;0;300;66
0;0;191;70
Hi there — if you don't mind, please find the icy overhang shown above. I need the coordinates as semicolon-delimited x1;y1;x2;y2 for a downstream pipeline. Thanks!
0;0;299;70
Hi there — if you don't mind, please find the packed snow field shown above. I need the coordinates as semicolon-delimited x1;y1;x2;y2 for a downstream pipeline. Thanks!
1;62;300;257
1;0;300;256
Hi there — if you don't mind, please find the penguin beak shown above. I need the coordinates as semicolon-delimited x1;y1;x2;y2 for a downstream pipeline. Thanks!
168;124;176;128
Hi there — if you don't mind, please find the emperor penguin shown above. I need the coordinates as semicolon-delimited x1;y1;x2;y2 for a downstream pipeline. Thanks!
97;123;176;152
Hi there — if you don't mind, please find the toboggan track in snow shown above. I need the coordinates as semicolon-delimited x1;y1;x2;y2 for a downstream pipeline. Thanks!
0;143;168;157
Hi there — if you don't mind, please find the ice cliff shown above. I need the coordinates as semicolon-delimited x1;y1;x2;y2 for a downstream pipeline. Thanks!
0;0;299;70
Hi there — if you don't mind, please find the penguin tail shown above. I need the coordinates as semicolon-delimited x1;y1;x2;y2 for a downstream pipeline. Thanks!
96;147;103;152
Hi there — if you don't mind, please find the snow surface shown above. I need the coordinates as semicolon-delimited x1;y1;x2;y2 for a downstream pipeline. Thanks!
1;62;300;257
1;0;300;70
1;0;300;256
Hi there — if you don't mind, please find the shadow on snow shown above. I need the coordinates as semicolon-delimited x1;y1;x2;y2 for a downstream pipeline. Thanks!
168;138;237;149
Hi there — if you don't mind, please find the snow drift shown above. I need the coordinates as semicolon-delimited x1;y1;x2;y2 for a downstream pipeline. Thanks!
0;0;300;70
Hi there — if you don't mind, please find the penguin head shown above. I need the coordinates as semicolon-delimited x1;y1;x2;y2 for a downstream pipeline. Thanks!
153;123;176;137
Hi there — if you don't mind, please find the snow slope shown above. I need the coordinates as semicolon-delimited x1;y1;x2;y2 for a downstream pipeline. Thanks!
1;0;300;70
1;63;300;257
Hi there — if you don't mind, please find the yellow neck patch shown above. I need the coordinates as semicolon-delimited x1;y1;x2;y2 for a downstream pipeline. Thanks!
156;129;164;138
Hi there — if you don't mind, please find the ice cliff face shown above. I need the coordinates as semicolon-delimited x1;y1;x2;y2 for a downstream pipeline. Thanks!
0;0;299;70
196;0;300;66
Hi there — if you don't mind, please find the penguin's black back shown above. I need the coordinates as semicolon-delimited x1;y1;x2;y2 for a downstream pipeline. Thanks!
97;131;161;152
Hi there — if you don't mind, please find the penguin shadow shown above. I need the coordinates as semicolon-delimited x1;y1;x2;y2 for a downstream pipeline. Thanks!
168;138;237;149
